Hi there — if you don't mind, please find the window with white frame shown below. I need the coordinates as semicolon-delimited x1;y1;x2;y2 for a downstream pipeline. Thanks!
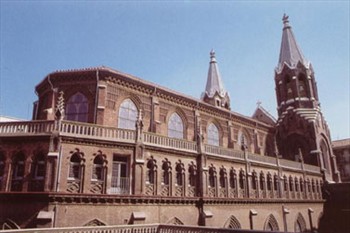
118;99;138;130
168;113;184;139
66;92;89;122
207;123;219;146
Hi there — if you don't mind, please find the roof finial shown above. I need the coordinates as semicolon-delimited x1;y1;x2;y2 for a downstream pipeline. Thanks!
282;13;290;28
210;49;216;62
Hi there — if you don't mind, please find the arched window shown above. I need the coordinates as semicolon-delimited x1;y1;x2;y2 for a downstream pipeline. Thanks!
289;176;294;192
295;213;307;232
295;177;299;192
286;76;293;100
146;157;157;185
225;215;241;229
264;214;280;231
219;167;227;188
274;174;279;191
229;169;237;189
266;173;272;191
175;162;184;186
92;156;104;181
209;166;216;188
238;130;248;150
118;99;138;130
298;75;307;97
66;92;89;122
260;172;266;191
69;153;82;180
207;123;219;146
168;113;184;139
251;171;257;190
283;175;288;191
239;170;245;189
188;163;197;187
162;159;171;186
300;178;304;192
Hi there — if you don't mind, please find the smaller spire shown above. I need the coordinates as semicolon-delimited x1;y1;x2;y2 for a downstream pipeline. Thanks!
202;50;230;109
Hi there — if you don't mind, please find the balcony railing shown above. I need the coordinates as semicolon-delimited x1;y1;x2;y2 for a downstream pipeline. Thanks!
60;121;135;143
0;120;55;136
0;120;322;176
204;144;244;160
143;132;197;153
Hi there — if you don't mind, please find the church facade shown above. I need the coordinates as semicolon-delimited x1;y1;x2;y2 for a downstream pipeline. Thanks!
0;16;339;231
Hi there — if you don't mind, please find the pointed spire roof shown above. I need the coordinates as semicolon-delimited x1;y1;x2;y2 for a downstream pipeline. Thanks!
203;50;228;98
277;14;310;72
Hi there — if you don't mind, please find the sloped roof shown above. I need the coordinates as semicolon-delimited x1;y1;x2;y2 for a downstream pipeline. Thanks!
202;50;229;99
252;104;276;126
276;14;310;73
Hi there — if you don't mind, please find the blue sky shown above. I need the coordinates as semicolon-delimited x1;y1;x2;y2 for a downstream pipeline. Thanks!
0;1;349;139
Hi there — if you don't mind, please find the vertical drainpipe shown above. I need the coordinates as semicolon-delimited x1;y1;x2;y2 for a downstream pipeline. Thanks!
94;69;100;124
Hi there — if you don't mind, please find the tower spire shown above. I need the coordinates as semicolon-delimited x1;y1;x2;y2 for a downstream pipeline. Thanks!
277;14;309;73
202;50;230;109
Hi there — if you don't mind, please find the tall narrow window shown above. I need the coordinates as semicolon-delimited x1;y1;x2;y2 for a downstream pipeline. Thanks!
286;77;293;100
69;153;82;179
189;163;197;187
209;166;216;188
11;152;25;191
298;75;307;97
219;167;226;188
111;156;129;194
0;152;5;188
251;171;257;190
118;99;138;130
92;156;104;181
66;92;89;122
162;160;171;186
207;123;219;146
239;170;245;189
175;162;184;186
168;113;184;139
261;172;266;191
274;174;279;191
29;153;46;191
230;169;237;189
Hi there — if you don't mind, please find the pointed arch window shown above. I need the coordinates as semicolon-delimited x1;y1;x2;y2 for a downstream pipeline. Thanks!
188;163;197;187
29;153;46;191
66;92;89;122
229;169;237;189
274;174;279;191
239;170;245;190
286;76;293;100
69;153;82;180
207;123;219;146
298;75;307;97
208;166;216;188
175;162;184;186
161;159;171;186
92;156;104;181
219;167;227;188
168;113;184;139
146;157;157;185
118;99;138;130
261;172;266;191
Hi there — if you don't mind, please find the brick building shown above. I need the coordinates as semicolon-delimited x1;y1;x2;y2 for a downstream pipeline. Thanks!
0;15;340;231
333;139;350;182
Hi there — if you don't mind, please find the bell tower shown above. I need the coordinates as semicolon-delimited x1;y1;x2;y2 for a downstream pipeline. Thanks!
274;15;340;182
